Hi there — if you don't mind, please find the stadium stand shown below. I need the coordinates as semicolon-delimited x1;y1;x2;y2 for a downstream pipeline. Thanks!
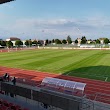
0;98;29;110
0;78;89;110
0;75;110;110
0;68;110;109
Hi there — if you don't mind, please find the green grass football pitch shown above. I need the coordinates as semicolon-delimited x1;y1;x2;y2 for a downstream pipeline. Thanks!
0;49;110;81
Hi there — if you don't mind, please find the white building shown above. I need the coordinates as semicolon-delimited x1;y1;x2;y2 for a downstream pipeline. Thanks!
6;37;21;46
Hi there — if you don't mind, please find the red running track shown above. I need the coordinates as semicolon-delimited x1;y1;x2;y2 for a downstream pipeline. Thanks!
0;66;110;104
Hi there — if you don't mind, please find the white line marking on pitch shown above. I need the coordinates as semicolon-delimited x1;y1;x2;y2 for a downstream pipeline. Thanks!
66;72;72;75
105;77;108;81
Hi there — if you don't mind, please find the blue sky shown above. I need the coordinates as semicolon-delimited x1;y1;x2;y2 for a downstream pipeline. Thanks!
0;0;110;40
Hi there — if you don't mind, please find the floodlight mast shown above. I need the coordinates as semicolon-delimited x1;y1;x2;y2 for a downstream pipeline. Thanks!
0;0;14;4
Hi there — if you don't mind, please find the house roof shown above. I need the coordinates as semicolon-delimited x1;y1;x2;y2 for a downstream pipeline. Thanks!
0;0;14;4
9;37;20;41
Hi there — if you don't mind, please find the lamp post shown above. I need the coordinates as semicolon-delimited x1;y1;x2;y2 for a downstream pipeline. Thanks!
29;39;31;48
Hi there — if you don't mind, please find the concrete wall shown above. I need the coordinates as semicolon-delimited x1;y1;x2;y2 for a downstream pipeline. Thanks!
1;82;80;110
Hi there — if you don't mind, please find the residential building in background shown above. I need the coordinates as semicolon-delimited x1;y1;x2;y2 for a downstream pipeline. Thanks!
6;37;21;46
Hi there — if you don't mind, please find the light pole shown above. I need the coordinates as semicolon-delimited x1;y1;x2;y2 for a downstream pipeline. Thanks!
29;39;31;48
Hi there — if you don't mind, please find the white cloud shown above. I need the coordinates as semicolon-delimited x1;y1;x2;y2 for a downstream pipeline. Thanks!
0;3;14;9
1;15;110;40
0;13;7;19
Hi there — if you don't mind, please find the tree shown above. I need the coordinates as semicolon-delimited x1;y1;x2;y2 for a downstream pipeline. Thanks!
67;35;72;44
37;41;42;46
28;39;32;47
81;36;87;44
48;40;51;44
1;41;6;46
75;39;78;44
62;39;67;44
25;40;29;46
96;39;100;44
55;39;62;44
6;41;13;48
90;41;95;44
15;40;23;47
104;38;110;44
45;39;49;44
32;40;38;45
25;39;32;47
52;39;55;43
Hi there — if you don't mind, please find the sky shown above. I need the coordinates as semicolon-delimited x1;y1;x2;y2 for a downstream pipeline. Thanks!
0;0;110;40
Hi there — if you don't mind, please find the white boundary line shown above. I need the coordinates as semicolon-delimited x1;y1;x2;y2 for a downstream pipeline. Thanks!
66;72;109;82
105;77;108;82
66;72;72;75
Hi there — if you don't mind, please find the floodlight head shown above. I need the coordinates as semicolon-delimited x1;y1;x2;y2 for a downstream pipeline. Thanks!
0;0;14;4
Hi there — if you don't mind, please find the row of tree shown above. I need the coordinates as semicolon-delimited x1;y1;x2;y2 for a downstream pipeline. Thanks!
0;36;73;47
0;39;42;48
0;36;110;48
46;36;110;44
75;36;110;44
45;36;72;44
0;40;23;48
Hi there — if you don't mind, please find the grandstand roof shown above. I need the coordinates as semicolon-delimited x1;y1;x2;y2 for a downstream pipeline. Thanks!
0;0;14;4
